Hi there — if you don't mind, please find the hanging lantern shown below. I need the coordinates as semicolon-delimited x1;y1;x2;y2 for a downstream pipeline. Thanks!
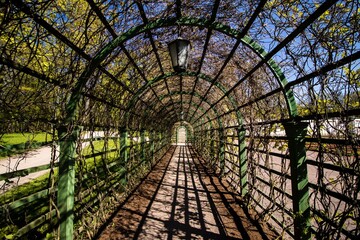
168;38;190;72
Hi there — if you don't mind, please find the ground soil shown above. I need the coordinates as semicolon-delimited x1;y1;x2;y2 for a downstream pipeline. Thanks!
95;145;277;239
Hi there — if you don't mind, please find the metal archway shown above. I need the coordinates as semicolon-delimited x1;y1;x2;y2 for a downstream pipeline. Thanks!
63;17;299;127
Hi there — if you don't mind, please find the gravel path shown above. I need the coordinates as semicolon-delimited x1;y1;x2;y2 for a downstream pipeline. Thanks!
96;145;277;239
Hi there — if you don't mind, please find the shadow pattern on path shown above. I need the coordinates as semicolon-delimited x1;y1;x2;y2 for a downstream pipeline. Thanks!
95;145;277;239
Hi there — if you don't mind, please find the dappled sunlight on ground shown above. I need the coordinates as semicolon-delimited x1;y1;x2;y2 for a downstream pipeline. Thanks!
96;145;277;239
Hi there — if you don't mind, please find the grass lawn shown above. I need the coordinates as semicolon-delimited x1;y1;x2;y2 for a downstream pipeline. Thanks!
0;133;53;159
0;138;123;238
0;133;52;146
82;139;118;155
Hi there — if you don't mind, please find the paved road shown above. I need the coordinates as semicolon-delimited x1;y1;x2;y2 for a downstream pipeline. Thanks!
0;145;59;192
0;131;110;192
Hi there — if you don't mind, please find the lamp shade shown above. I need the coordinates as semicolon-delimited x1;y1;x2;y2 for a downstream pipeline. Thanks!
168;38;190;72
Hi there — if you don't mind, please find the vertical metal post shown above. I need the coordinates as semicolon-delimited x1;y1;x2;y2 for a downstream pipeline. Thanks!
57;126;79;240
120;127;129;183
210;137;215;162
204;126;208;149
238;126;248;196
140;129;146;164
158;132;162;148
176;127;178;145
202;120;206;150
120;127;129;164
151;130;155;165
283;121;310;240
219;129;225;176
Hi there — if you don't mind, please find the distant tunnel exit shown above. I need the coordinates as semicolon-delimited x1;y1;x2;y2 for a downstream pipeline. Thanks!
172;122;194;145
177;126;187;144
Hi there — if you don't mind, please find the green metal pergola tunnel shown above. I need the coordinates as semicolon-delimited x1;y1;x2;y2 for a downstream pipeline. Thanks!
0;0;359;239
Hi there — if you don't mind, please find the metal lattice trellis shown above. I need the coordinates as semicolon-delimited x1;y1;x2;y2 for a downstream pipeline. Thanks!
0;0;359;239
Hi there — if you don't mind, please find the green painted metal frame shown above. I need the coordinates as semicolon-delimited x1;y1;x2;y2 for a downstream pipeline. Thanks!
218;129;226;176
119;127;129;183
134;75;245;192
57;14;310;239
151;93;225;149
146;100;215;130
128;71;249;193
150;130;155;166
283;122;311;239
9;0;351;238
61;14;298;200
57;126;79;240
150;90;213;113
123;69;253;196
172;119;201;146
238;127;248;195
141;91;229;181
123;72;239;140
174;125;188;144
140;129;146;164
210;132;215;166
185;126;190;143
157;96;220;167
142;92;221;127
158;132;163;148
67;17;297;124
165;109;216;147
176;127;178;144
123;71;233;177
